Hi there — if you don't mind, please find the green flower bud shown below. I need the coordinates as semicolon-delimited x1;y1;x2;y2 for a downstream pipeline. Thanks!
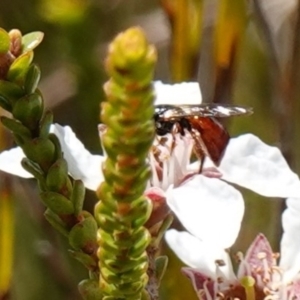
8;29;22;57
105;27;157;87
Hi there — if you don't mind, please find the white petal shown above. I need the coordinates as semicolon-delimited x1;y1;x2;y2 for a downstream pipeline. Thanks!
154;81;202;105
0;124;104;190
51;124;104;190
219;134;300;198
166;175;244;248
0;147;32;178
280;197;300;282
165;229;234;279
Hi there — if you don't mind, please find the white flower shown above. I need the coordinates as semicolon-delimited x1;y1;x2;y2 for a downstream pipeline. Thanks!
161;135;300;295
166;198;300;300
153;83;300;299
153;83;300;298
163;132;300;249
154;81;202;105
1;82;300;294
163;134;300;298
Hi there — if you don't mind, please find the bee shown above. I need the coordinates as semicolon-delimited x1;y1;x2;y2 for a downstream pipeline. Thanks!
154;104;253;171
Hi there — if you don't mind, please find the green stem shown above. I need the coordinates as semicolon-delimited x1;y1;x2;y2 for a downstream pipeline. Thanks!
95;27;157;299
0;28;100;300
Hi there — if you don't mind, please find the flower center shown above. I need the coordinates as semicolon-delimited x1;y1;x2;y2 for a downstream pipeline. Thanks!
149;133;194;190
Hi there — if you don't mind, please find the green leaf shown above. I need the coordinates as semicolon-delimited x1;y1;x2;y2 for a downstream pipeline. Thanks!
22;138;56;171
46;158;71;192
21;158;45;179
0;80;24;107
0;28;10;54
24;64;41;94
7;51;34;84
21;31;44;53
48;133;64;159
68;250;98;270
39;110;53;139
44;208;69;237
71;180;86;216
12;92;43;130
1;116;32;141
78;279;103;300
0;94;11;111
69;214;98;252
40;191;74;215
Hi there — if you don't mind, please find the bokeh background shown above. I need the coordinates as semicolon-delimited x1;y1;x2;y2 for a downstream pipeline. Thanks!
0;0;299;299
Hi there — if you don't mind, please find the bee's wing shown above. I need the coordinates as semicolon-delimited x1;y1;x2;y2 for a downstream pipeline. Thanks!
171;104;253;118
155;105;185;120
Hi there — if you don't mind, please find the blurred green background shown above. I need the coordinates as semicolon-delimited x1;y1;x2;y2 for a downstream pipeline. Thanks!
0;0;299;299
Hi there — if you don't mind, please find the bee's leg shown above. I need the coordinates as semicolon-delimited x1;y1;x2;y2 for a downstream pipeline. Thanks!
198;156;205;173
189;130;206;174
194;147;206;173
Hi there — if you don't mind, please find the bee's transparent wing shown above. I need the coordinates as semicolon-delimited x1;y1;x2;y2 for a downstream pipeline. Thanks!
158;104;253;118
